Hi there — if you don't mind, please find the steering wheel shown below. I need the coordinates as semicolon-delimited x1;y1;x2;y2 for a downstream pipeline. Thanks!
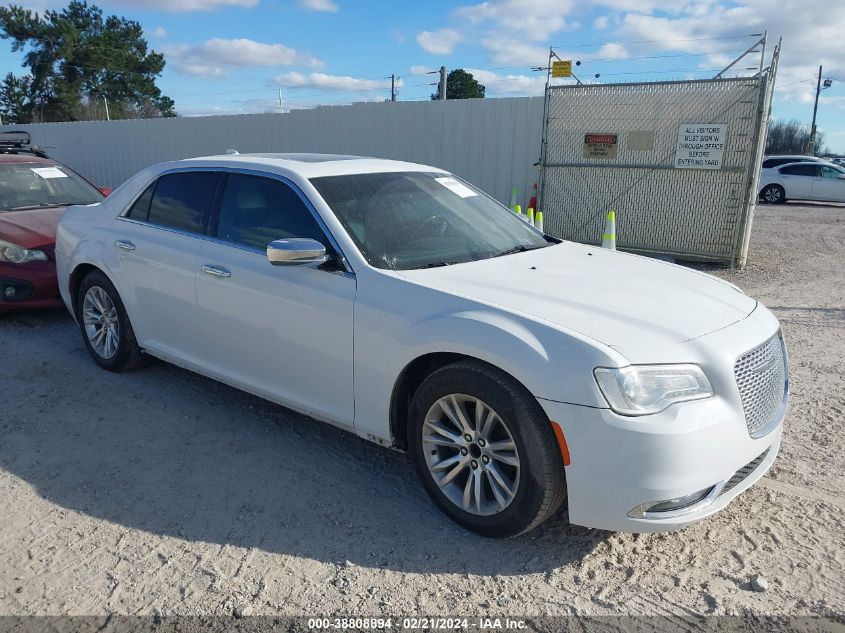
421;214;449;237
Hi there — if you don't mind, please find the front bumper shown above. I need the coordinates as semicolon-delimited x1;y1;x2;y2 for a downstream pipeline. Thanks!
0;259;63;312
539;303;786;533
540;396;781;533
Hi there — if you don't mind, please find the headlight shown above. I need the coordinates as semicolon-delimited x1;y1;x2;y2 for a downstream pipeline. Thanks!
0;240;48;264
594;364;714;416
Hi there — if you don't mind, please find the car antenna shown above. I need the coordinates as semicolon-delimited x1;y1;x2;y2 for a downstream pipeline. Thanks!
225;148;240;155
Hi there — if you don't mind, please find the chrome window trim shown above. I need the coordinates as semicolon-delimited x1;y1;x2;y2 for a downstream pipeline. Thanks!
115;217;354;279
115;166;354;275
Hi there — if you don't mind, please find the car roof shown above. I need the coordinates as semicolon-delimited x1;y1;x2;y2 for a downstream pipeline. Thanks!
180;153;448;178
777;160;842;170
763;155;823;161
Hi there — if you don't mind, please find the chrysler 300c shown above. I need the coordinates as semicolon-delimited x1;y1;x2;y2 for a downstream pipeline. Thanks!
56;154;788;537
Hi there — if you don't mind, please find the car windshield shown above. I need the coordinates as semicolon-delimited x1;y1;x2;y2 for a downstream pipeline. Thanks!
310;171;550;270
0;162;104;211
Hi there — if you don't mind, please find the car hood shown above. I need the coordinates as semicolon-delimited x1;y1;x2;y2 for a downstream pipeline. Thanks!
0;206;66;250
398;241;757;351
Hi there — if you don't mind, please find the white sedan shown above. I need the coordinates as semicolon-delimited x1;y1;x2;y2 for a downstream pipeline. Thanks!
56;154;788;537
759;160;845;204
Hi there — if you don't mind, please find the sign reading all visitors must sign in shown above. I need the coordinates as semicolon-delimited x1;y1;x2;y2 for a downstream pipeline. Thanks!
675;123;728;169
583;133;618;159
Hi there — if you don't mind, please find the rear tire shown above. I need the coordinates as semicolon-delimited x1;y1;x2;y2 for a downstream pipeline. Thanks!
76;270;145;372
760;184;785;204
408;360;566;538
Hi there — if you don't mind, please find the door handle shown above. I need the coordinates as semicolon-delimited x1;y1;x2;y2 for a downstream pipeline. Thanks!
114;240;136;251
201;264;232;278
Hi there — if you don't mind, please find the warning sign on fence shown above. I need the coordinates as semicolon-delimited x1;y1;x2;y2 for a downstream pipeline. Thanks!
583;133;618;159
551;60;572;78
675;123;727;169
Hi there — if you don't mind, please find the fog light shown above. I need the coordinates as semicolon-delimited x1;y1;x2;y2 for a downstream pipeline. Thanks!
4;286;15;298
628;485;717;519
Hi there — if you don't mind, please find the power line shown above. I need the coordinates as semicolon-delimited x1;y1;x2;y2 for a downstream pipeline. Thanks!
551;33;762;49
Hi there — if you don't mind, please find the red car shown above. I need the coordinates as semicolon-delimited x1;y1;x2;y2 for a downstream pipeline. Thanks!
1;131;106;311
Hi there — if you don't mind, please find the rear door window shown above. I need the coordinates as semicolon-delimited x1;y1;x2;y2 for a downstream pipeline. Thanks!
147;172;219;234
125;184;154;221
780;164;820;177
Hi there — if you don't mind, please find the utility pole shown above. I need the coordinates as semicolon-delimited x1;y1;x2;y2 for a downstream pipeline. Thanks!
439;66;447;100
103;96;110;121
390;74;396;102
809;65;823;155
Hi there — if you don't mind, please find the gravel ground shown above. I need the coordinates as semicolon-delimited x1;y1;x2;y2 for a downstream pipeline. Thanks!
0;202;843;618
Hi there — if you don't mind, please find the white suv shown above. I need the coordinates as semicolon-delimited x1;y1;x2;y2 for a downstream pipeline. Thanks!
56;154;788;537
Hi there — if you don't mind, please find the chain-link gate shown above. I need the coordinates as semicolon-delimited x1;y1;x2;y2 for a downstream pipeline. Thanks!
538;55;778;267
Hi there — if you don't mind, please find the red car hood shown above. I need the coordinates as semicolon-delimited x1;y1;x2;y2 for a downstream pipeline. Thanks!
0;206;67;250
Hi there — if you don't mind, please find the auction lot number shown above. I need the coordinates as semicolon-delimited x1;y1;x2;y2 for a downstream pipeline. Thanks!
309;618;526;630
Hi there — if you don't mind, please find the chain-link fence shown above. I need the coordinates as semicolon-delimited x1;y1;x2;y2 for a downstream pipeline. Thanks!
539;70;777;267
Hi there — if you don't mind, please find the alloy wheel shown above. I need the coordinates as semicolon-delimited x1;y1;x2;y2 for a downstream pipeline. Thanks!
82;286;120;359
764;187;782;203
422;394;520;516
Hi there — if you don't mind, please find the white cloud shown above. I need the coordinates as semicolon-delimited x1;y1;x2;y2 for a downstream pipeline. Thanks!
480;38;548;66
297;0;338;12
272;71;400;93
416;29;462;55
167;38;323;78
456;0;576;42
106;0;258;10
608;0;845;109
171;62;229;79
592;42;629;60
417;0;577;66
151;26;167;39
593;15;609;29
592;0;689;11
409;65;435;75
465;68;547;95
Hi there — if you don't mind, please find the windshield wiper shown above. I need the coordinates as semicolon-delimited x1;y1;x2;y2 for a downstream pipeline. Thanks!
415;260;464;269
491;243;548;259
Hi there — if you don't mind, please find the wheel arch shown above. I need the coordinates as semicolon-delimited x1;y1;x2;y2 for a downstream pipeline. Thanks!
389;352;545;451
380;307;613;450
68;263;119;319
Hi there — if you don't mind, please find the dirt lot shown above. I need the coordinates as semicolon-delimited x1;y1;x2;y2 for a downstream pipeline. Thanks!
0;203;843;618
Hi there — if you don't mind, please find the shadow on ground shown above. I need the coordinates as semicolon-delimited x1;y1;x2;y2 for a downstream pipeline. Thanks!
0;310;607;576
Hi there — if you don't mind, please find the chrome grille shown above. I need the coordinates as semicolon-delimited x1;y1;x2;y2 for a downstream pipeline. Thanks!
734;334;788;438
720;448;770;496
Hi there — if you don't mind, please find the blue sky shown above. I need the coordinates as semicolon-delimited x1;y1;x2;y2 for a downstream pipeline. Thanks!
3;0;844;151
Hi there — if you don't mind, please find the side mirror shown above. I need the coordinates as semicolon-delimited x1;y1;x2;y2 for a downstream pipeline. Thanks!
99;187;113;196
838;174;845;180
267;238;328;266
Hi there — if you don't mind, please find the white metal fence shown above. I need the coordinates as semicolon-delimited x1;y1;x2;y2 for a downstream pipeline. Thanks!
0;97;545;207
539;71;777;267
4;81;776;266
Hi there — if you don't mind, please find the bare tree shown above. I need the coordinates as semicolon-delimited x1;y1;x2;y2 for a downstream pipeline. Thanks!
766;118;825;155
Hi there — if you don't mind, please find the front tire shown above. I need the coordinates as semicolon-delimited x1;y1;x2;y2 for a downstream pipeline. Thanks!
76;270;145;372
408;360;566;537
760;184;785;204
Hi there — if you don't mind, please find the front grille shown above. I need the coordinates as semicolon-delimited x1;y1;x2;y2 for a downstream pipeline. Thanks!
720;448;770;496
734;333;788;438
